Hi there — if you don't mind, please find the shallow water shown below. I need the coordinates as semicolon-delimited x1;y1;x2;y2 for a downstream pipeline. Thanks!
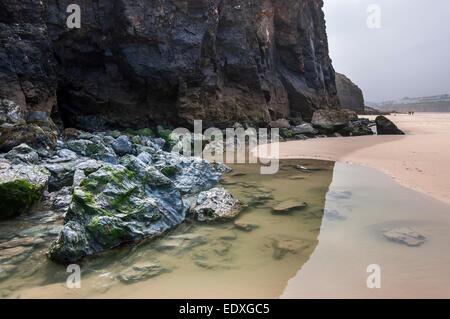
1;160;449;298
0;159;334;298
282;162;450;299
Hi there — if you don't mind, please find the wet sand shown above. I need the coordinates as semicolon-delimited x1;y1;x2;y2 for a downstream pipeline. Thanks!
257;113;450;205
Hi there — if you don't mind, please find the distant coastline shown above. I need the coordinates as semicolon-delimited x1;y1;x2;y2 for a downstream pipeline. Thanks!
367;94;450;113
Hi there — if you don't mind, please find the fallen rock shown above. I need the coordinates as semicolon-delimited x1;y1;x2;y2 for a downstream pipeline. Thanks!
311;109;351;132
375;116;405;135
339;119;374;136
272;200;307;214
5;143;39;164
0;165;50;219
190;187;241;222
291;123;317;135
234;221;259;232
269;119;291;129
382;227;426;247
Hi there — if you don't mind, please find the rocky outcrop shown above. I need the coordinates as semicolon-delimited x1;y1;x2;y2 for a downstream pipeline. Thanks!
335;73;365;114
0;3;57;116
1;0;338;131
375;115;405;135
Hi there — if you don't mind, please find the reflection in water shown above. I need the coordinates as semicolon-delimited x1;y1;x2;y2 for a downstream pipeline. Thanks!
0;160;334;299
282;162;450;299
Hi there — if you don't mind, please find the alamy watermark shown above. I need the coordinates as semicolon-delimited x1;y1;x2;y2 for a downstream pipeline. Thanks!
170;120;280;174
66;4;81;29
367;4;381;29
66;264;81;289
366;264;381;289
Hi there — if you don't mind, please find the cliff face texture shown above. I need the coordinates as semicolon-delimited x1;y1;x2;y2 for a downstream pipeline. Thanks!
0;0;339;130
335;73;365;114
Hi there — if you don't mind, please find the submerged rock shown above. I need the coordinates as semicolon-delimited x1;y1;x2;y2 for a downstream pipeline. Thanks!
190;188;241;222
272;200;307;214
117;261;170;284
270;237;312;260
47;164;185;263
234;221;259;232
0;165;50;219
376;116;405;135
382;227;426;247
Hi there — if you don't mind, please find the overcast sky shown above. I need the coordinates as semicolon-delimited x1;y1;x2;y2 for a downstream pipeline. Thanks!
323;0;450;102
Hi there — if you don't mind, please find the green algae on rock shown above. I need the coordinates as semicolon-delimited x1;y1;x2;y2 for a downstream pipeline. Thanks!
0;165;50;219
47;161;186;263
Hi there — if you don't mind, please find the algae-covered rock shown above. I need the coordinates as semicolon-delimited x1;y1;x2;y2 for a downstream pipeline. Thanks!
47;163;185;263
190;187;241;222
0;165;50;219
151;151;221;194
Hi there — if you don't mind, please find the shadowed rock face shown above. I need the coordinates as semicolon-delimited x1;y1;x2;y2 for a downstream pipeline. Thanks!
1;0;339;130
335;73;365;114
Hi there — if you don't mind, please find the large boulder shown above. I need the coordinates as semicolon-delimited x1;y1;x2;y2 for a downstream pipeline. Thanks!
47;163;186;263
0;123;57;153
0;165;50;219
311;109;352;132
375;116;405;135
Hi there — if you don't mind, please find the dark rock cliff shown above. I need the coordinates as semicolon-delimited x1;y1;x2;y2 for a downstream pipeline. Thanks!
335;73;365;114
1;0;339;130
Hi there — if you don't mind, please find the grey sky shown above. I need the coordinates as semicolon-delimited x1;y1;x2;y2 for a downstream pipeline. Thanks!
323;0;450;102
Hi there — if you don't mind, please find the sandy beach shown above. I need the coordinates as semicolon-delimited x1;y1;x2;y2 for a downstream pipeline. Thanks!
256;113;450;205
